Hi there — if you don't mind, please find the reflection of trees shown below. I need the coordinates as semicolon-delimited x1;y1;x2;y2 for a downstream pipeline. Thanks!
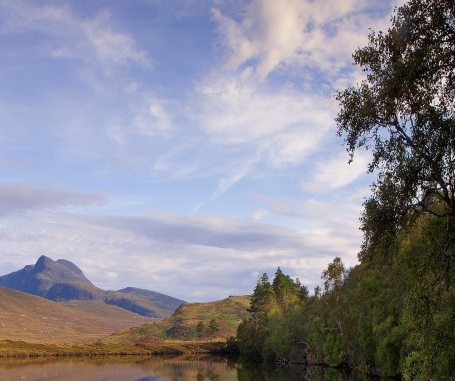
135;358;228;381
236;362;359;381
134;358;357;381
196;369;221;381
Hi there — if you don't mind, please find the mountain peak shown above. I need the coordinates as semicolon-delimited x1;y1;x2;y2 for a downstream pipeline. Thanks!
33;255;92;285
0;255;94;299
35;255;53;271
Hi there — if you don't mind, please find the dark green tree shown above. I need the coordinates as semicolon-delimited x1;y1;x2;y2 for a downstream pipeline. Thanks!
398;214;455;380
262;268;308;362
248;273;275;316
272;267;307;312
237;273;275;360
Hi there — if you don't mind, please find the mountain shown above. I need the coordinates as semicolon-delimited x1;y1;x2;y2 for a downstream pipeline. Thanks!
0;286;150;343
0;255;99;299
0;255;185;318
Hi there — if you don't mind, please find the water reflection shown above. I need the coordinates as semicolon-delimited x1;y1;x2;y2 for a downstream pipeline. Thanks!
0;356;371;381
236;362;369;381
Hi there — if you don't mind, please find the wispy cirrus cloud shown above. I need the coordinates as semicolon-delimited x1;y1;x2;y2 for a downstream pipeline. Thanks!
0;0;150;71
189;77;335;181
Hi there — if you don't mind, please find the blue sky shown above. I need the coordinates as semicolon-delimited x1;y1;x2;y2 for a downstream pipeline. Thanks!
0;0;399;302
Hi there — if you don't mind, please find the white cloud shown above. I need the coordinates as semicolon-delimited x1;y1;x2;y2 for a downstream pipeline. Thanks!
193;77;333;158
212;0;396;80
301;151;370;192
184;0;395;199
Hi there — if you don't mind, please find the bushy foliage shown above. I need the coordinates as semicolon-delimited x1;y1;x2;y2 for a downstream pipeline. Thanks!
236;270;308;363
236;217;455;378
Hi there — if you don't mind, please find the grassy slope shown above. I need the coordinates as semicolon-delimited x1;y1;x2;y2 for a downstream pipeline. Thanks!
0;287;251;356
110;295;251;344
0;286;150;344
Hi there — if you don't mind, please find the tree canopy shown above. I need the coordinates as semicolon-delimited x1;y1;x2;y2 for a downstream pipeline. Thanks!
335;0;455;261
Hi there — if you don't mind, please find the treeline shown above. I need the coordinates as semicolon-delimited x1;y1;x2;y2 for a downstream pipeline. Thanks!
236;214;455;379
236;0;455;379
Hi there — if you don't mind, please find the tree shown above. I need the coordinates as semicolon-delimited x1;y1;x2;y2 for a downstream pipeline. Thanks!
335;0;455;262
248;273;276;325
262;268;308;362
321;257;346;296
335;0;455;379
196;321;205;340
272;267;307;312
207;319;220;341
237;269;309;362
237;273;275;360
320;257;348;367
398;214;455;380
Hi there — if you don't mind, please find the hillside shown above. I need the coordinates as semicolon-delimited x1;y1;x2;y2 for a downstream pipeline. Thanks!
0;256;185;318
110;295;251;344
0;286;151;343
104;288;183;318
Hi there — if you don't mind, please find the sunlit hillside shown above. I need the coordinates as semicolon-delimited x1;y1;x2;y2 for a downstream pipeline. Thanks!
110;295;251;344
0;286;151;343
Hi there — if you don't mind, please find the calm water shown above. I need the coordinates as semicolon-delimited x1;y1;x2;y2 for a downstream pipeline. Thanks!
0;356;372;381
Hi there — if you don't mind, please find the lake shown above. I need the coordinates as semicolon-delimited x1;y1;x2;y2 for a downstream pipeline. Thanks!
0;356;372;381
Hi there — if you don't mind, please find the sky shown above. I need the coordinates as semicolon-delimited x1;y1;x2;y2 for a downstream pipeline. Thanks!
0;0;401;302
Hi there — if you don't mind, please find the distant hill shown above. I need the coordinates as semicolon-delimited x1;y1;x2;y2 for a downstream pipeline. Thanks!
110;295;251;344
0;256;185;318
0;286;151;343
105;287;185;318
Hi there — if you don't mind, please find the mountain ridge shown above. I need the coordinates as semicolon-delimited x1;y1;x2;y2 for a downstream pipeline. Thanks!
0;255;185;319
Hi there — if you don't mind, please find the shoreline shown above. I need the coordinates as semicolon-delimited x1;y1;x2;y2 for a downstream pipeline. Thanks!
0;339;228;358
